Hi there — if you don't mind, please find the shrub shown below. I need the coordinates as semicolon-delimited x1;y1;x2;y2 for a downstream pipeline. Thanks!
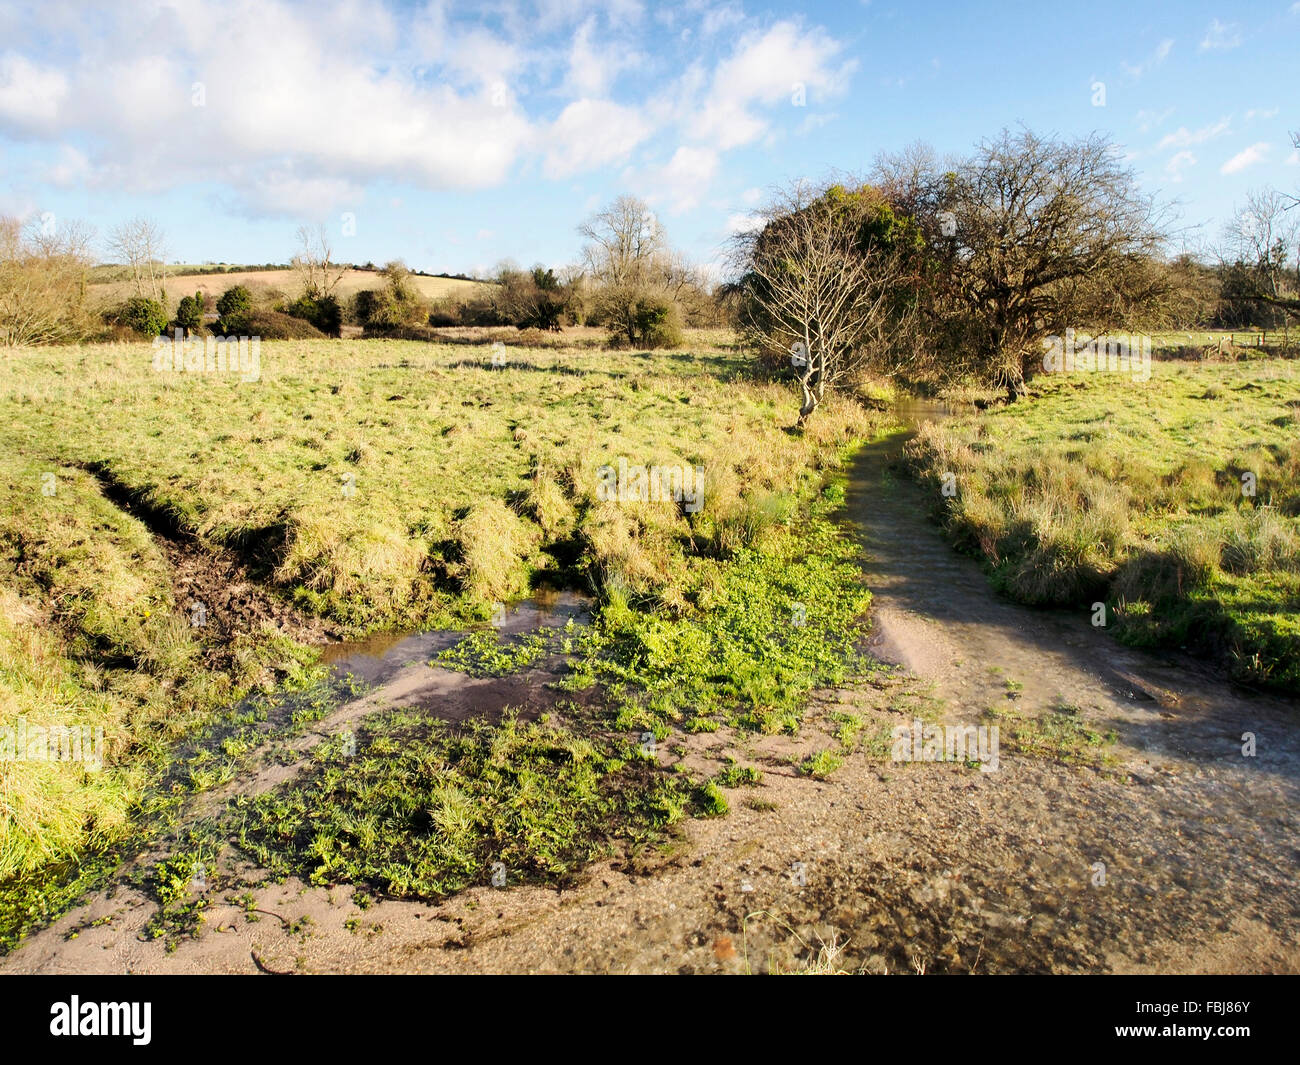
285;293;342;337
243;309;325;340
174;290;204;335
632;294;684;348
596;285;685;349
0;214;96;346
427;299;461;327
116;295;168;338
498;266;571;331
354;262;426;335
216;285;252;334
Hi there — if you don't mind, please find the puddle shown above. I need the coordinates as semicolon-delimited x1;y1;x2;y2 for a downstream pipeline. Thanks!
319;588;592;686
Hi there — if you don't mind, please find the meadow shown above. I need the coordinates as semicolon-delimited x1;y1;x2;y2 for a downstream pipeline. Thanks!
910;356;1300;691
0;330;884;944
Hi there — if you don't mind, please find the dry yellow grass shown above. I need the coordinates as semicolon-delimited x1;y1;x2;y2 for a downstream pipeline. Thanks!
91;268;486;306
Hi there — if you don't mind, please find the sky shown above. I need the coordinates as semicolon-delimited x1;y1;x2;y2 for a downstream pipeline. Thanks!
1;0;1297;279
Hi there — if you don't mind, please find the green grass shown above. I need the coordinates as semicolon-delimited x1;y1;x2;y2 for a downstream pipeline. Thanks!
985;701;1118;769
233;708;700;898
0;332;889;944
906;358;1300;691
435;628;556;677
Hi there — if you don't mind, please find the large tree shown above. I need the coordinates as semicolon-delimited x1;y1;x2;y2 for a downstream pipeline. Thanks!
915;129;1172;397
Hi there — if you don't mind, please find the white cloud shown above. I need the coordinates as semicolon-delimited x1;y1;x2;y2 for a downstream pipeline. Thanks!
700;4;745;36
238;170;367;218
1164;150;1196;182
0;0;855;223
1220;141;1270;174
544;98;651;178
565;17;616;96
1122;38;1173;78
0;2;546;208
1244;107;1279;123
1199;18;1241;51
0;51;70;131
640;146;719;212
682;21;855;149
1157;117;1231;149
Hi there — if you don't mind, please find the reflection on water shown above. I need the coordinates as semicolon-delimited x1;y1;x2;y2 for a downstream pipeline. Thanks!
318;589;592;684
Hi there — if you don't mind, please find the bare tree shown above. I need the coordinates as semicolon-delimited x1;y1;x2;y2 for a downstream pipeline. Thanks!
106;216;168;302
1217;186;1300;323
734;183;908;426
292;224;347;299
0;215;96;346
578;196;705;346
578;195;664;286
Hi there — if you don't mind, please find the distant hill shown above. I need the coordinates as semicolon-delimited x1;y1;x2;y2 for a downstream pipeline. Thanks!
89;266;487;304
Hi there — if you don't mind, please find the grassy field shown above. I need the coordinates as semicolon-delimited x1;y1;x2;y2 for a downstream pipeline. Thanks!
88;267;485;308
0;330;883;945
907;357;1300;691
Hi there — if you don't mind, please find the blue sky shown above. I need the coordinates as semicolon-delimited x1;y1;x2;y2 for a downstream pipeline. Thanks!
1;0;1297;278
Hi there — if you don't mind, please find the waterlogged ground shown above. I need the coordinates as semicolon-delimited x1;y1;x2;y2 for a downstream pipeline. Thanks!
5;414;1298;974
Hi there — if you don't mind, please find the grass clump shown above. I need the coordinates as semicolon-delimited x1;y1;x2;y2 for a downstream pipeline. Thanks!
984;701;1117;769
435;629;553;677
234;709;697;898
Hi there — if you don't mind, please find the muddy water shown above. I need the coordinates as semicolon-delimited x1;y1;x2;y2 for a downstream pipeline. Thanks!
314;588;591;715
848;402;1300;914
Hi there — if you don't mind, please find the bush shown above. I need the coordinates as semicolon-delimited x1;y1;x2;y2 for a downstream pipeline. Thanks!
631;294;684;348
354;262;427;335
0;215;96;346
243;309;326;340
456;292;508;327
216;285;252;334
594;284;685;349
497;266;571;331
426;299;461;327
285;293;342;337
174;290;204;334
116;296;168;338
